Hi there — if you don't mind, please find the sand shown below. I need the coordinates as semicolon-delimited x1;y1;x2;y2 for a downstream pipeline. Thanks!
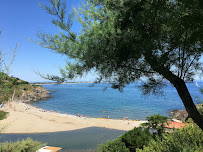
0;101;146;134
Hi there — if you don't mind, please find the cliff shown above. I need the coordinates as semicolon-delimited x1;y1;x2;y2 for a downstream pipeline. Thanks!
0;73;52;103
19;85;52;102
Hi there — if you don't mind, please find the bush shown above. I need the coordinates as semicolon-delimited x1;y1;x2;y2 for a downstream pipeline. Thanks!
136;125;203;152
0;138;46;152
97;127;153;152
121;127;153;151
17;81;29;85
0;111;8;120
141;114;168;136
97;139;130;152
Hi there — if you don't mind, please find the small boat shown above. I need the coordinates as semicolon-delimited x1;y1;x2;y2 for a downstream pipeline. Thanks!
196;82;200;87
37;146;62;152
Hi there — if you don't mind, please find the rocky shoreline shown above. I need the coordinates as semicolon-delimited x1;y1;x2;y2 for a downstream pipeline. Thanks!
170;109;189;121
16;85;52;103
171;104;203;121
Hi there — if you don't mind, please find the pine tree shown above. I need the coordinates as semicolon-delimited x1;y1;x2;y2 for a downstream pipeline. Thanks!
36;0;203;129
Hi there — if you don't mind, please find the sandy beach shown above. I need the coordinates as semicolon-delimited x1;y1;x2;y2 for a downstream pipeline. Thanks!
0;101;146;133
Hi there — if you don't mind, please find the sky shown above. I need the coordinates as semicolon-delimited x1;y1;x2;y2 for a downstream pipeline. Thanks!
0;0;96;82
0;0;202;83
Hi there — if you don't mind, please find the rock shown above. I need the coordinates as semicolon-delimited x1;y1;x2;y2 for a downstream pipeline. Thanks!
171;104;203;122
172;110;188;121
15;85;52;102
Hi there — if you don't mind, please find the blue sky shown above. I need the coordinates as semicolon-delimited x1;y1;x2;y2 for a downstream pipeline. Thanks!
0;0;96;82
0;0;202;82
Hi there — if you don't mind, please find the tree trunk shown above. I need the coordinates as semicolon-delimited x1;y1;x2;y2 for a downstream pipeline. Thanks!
169;76;203;130
144;54;203;130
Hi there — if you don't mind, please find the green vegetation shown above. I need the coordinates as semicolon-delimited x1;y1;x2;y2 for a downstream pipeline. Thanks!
121;127;153;151
97;139;130;152
142;114;168;136
98;114;168;152
0;31;22;104
0;31;45;151
97;127;152;152
97;114;203;152
0;138;46;152
0;73;35;103
98;125;203;152
38;0;203;129
0;111;8;120
137;125;203;152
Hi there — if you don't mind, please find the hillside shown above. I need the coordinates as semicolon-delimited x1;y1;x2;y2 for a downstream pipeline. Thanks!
0;72;52;103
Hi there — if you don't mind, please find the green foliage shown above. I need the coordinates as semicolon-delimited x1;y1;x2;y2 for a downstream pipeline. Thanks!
121;127;153;151
97;123;203;152
97;139;130;152
181;147;202;152
141;114;168;136
0;111;8;120
37;0;203;129
136;125;203;152
97;127;153;152
37;0;202;90
0;72;33;103
0;138;46;152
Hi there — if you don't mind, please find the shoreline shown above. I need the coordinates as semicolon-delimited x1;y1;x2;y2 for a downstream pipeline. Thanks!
0;101;146;134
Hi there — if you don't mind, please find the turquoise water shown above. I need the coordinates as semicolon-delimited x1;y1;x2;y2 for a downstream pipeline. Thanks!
31;82;203;120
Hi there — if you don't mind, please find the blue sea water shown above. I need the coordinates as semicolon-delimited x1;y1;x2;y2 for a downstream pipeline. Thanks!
31;82;203;120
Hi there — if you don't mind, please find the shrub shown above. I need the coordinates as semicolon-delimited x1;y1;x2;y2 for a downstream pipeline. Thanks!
121;127;153;151
3;96;9;102
17;81;29;85
0;111;8;120
97;139;130;152
181;147;203;152
97;127;153;152
136;125;203;152
141;114;168;136
0;138;46;152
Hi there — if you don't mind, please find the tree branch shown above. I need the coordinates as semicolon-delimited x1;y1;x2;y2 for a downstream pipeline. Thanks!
183;54;198;80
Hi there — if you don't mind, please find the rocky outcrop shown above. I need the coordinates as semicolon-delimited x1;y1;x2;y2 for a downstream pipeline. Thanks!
16;85;52;103
0;73;53;103
171;110;189;121
171;104;203;122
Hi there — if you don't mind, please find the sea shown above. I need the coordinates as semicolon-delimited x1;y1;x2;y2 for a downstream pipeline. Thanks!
31;82;203;120
1;82;202;151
